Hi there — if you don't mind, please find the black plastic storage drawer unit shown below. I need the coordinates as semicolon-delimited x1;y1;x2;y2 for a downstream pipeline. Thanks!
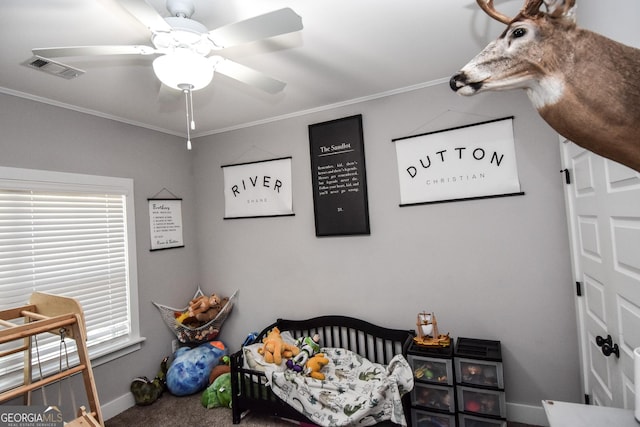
412;408;456;427
458;412;508;427
454;338;506;424
407;340;457;424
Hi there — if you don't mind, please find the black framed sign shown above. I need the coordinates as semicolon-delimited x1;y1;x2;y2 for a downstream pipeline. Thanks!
308;114;370;236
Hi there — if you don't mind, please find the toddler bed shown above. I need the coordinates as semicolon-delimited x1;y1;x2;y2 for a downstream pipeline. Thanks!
230;315;415;426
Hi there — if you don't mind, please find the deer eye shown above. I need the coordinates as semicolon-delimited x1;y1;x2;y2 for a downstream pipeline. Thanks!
512;27;527;38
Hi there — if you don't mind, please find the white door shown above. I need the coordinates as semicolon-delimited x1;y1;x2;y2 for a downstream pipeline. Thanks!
561;139;640;409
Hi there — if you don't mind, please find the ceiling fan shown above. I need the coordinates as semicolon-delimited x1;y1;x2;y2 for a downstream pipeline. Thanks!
33;0;303;94
31;0;303;147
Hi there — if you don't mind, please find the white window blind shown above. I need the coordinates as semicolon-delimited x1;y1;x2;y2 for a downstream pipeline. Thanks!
0;167;141;391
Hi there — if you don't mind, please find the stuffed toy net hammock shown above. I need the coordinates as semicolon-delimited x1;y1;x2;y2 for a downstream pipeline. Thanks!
154;289;238;344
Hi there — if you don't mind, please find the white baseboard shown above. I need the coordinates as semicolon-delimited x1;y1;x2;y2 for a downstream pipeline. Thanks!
101;392;135;421
507;402;549;426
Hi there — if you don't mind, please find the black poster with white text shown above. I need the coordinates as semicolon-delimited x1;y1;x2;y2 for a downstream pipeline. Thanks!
308;115;370;236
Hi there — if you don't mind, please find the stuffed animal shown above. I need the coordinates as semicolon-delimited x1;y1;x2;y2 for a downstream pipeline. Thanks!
257;327;299;365
130;356;169;406
189;293;221;316
286;334;320;372
209;355;230;385
189;294;229;322
166;341;227;396
201;372;232;409
175;293;229;327
305;353;330;380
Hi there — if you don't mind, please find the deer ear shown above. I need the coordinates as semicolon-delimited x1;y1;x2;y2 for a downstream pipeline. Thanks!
543;0;577;22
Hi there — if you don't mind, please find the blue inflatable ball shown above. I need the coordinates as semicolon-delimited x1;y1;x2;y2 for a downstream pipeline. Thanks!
166;341;228;396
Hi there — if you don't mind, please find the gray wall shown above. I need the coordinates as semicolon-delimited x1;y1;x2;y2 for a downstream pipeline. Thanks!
0;93;199;416
0;81;581;425
577;0;640;48
4;0;635;420
0;80;580;421
191;82;581;423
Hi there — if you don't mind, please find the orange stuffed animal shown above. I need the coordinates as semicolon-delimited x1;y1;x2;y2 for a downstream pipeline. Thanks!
305;353;330;380
188;294;227;321
257;327;299;364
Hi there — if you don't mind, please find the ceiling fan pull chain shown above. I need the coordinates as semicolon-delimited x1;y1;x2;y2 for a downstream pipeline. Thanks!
183;86;192;150
189;87;196;131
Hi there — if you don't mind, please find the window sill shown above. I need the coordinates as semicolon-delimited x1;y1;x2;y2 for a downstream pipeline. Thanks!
90;336;147;368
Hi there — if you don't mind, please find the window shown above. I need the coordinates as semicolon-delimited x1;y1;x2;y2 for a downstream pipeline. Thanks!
0;167;142;391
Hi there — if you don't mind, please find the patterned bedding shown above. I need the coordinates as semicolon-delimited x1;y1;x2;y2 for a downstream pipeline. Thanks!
244;339;413;426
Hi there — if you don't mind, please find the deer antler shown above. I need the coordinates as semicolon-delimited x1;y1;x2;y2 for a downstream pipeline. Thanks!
542;0;577;20
476;0;512;24
522;0;545;17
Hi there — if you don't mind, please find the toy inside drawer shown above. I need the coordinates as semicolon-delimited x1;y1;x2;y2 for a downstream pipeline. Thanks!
458;413;507;427
457;385;506;418
455;357;504;389
411;382;455;413
408;354;453;385
412;408;456;427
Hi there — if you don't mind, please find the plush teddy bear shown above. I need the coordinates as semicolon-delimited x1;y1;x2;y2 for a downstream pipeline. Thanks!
305;353;330;380
189;294;229;322
257;327;299;365
175;294;229;327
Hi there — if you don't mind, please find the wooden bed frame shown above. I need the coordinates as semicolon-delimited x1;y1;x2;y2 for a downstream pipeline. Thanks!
230;315;415;425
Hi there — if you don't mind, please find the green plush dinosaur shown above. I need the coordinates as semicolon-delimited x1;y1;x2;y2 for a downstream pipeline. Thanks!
201;372;232;409
130;356;169;406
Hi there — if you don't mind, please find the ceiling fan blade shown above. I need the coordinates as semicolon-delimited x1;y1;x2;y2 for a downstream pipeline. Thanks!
213;58;286;94
117;0;172;32
208;8;303;48
32;45;157;58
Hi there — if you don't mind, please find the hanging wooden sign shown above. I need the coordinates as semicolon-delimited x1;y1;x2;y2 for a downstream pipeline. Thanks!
393;117;523;206
148;198;184;251
221;157;294;219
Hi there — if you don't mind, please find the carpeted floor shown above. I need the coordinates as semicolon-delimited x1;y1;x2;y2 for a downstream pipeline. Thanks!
104;392;289;427
104;392;544;427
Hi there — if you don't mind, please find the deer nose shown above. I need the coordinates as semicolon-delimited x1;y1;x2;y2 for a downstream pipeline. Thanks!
450;73;464;92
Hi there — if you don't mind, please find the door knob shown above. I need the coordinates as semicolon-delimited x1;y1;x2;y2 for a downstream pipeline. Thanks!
601;343;620;358
595;334;619;358
596;334;611;347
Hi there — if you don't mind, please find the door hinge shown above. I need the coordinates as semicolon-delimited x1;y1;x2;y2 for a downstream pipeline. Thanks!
576;281;582;297
561;168;571;184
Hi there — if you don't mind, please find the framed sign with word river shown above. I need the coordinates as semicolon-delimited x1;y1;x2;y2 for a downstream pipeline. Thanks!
221;157;294;219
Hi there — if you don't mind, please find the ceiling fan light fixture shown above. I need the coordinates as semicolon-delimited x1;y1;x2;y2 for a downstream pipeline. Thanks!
152;50;213;91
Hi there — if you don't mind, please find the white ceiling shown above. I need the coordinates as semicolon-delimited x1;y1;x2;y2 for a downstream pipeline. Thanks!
0;0;524;138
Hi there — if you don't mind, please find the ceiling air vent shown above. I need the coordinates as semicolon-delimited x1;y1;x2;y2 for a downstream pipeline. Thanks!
22;56;84;80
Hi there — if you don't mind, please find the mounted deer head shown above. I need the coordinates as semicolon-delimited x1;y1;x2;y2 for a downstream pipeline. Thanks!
450;0;640;172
